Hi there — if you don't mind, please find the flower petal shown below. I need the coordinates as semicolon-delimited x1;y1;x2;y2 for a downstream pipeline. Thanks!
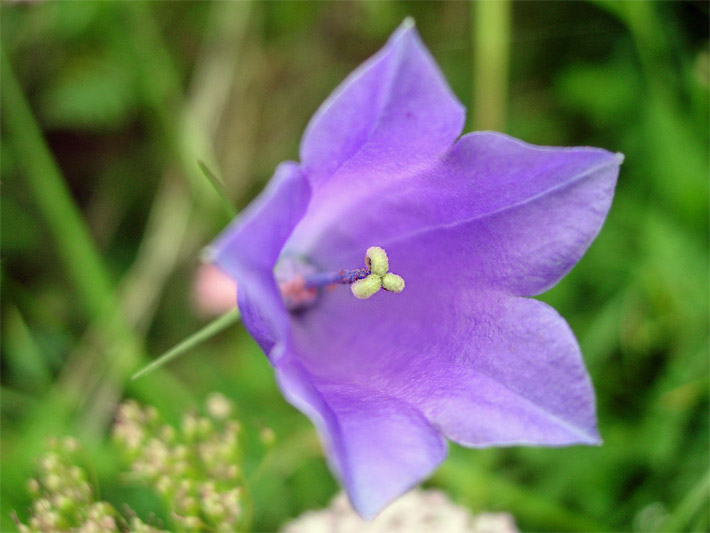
418;295;602;447
210;162;310;356
293;132;620;297
424;132;622;296
299;19;464;189
291;267;600;448
275;355;447;519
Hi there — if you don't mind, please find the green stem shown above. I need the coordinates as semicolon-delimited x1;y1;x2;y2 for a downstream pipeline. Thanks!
198;160;238;219
132;308;241;381
472;0;512;132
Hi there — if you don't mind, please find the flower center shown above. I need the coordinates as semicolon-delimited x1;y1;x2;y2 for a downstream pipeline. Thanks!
275;247;405;310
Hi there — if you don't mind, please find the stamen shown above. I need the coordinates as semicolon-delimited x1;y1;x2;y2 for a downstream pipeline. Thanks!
277;247;405;308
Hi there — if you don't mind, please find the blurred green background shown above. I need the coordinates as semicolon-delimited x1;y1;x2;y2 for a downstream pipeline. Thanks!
2;1;708;531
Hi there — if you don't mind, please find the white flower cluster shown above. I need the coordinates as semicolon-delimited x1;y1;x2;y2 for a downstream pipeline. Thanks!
113;393;244;531
14;437;160;533
281;489;519;533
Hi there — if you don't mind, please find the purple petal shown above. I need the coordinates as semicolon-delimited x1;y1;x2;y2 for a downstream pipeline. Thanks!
291;132;620;297
210;162;310;356
419;295;602;446
275;355;447;519
428;132;622;296
291;258;600;447
299;19;464;189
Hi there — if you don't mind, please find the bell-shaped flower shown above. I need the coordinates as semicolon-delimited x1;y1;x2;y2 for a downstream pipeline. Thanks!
210;20;622;519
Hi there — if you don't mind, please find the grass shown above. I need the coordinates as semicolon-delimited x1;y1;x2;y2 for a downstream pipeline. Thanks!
2;1;708;531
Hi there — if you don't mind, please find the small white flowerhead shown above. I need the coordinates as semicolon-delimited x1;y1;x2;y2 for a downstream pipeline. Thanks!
206;393;232;420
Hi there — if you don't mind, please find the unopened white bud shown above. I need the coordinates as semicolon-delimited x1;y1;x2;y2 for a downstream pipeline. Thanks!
207;393;232;420
179;496;198;514
62;437;79;453
365;246;389;276
157;475;172;494
41;453;60;472
70;466;85;481
382;273;405;293
56;495;74;512
34;498;52;513
182;413;198;439
173;444;189;460
198;417;213;436
205;500;225;519
351;274;382;300
145;406;159;422
45;473;62;492
260;427;275;446
160;425;176;443
182;516;202;530
27;478;40;496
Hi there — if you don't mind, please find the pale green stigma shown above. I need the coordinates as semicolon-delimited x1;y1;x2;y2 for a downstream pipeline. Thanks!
350;246;406;300
351;274;383;300
382;272;405;293
365;246;389;277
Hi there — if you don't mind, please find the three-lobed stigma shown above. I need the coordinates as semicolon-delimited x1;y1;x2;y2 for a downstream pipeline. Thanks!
351;247;405;300
351;274;383;299
382;272;405;293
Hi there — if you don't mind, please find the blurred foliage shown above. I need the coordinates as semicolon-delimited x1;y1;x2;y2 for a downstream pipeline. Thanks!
1;1;708;532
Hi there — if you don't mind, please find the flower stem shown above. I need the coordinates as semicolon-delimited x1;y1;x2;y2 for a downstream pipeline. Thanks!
132;308;242;381
198;160;238;219
472;0;511;132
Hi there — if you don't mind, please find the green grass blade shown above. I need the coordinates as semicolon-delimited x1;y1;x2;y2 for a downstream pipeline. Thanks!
1;47;195;429
1;49;116;319
198;160;237;218
132;308;241;380
2;307;53;390
660;471;710;532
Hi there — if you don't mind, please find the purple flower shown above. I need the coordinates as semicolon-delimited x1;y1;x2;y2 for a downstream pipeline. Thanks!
210;20;621;519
